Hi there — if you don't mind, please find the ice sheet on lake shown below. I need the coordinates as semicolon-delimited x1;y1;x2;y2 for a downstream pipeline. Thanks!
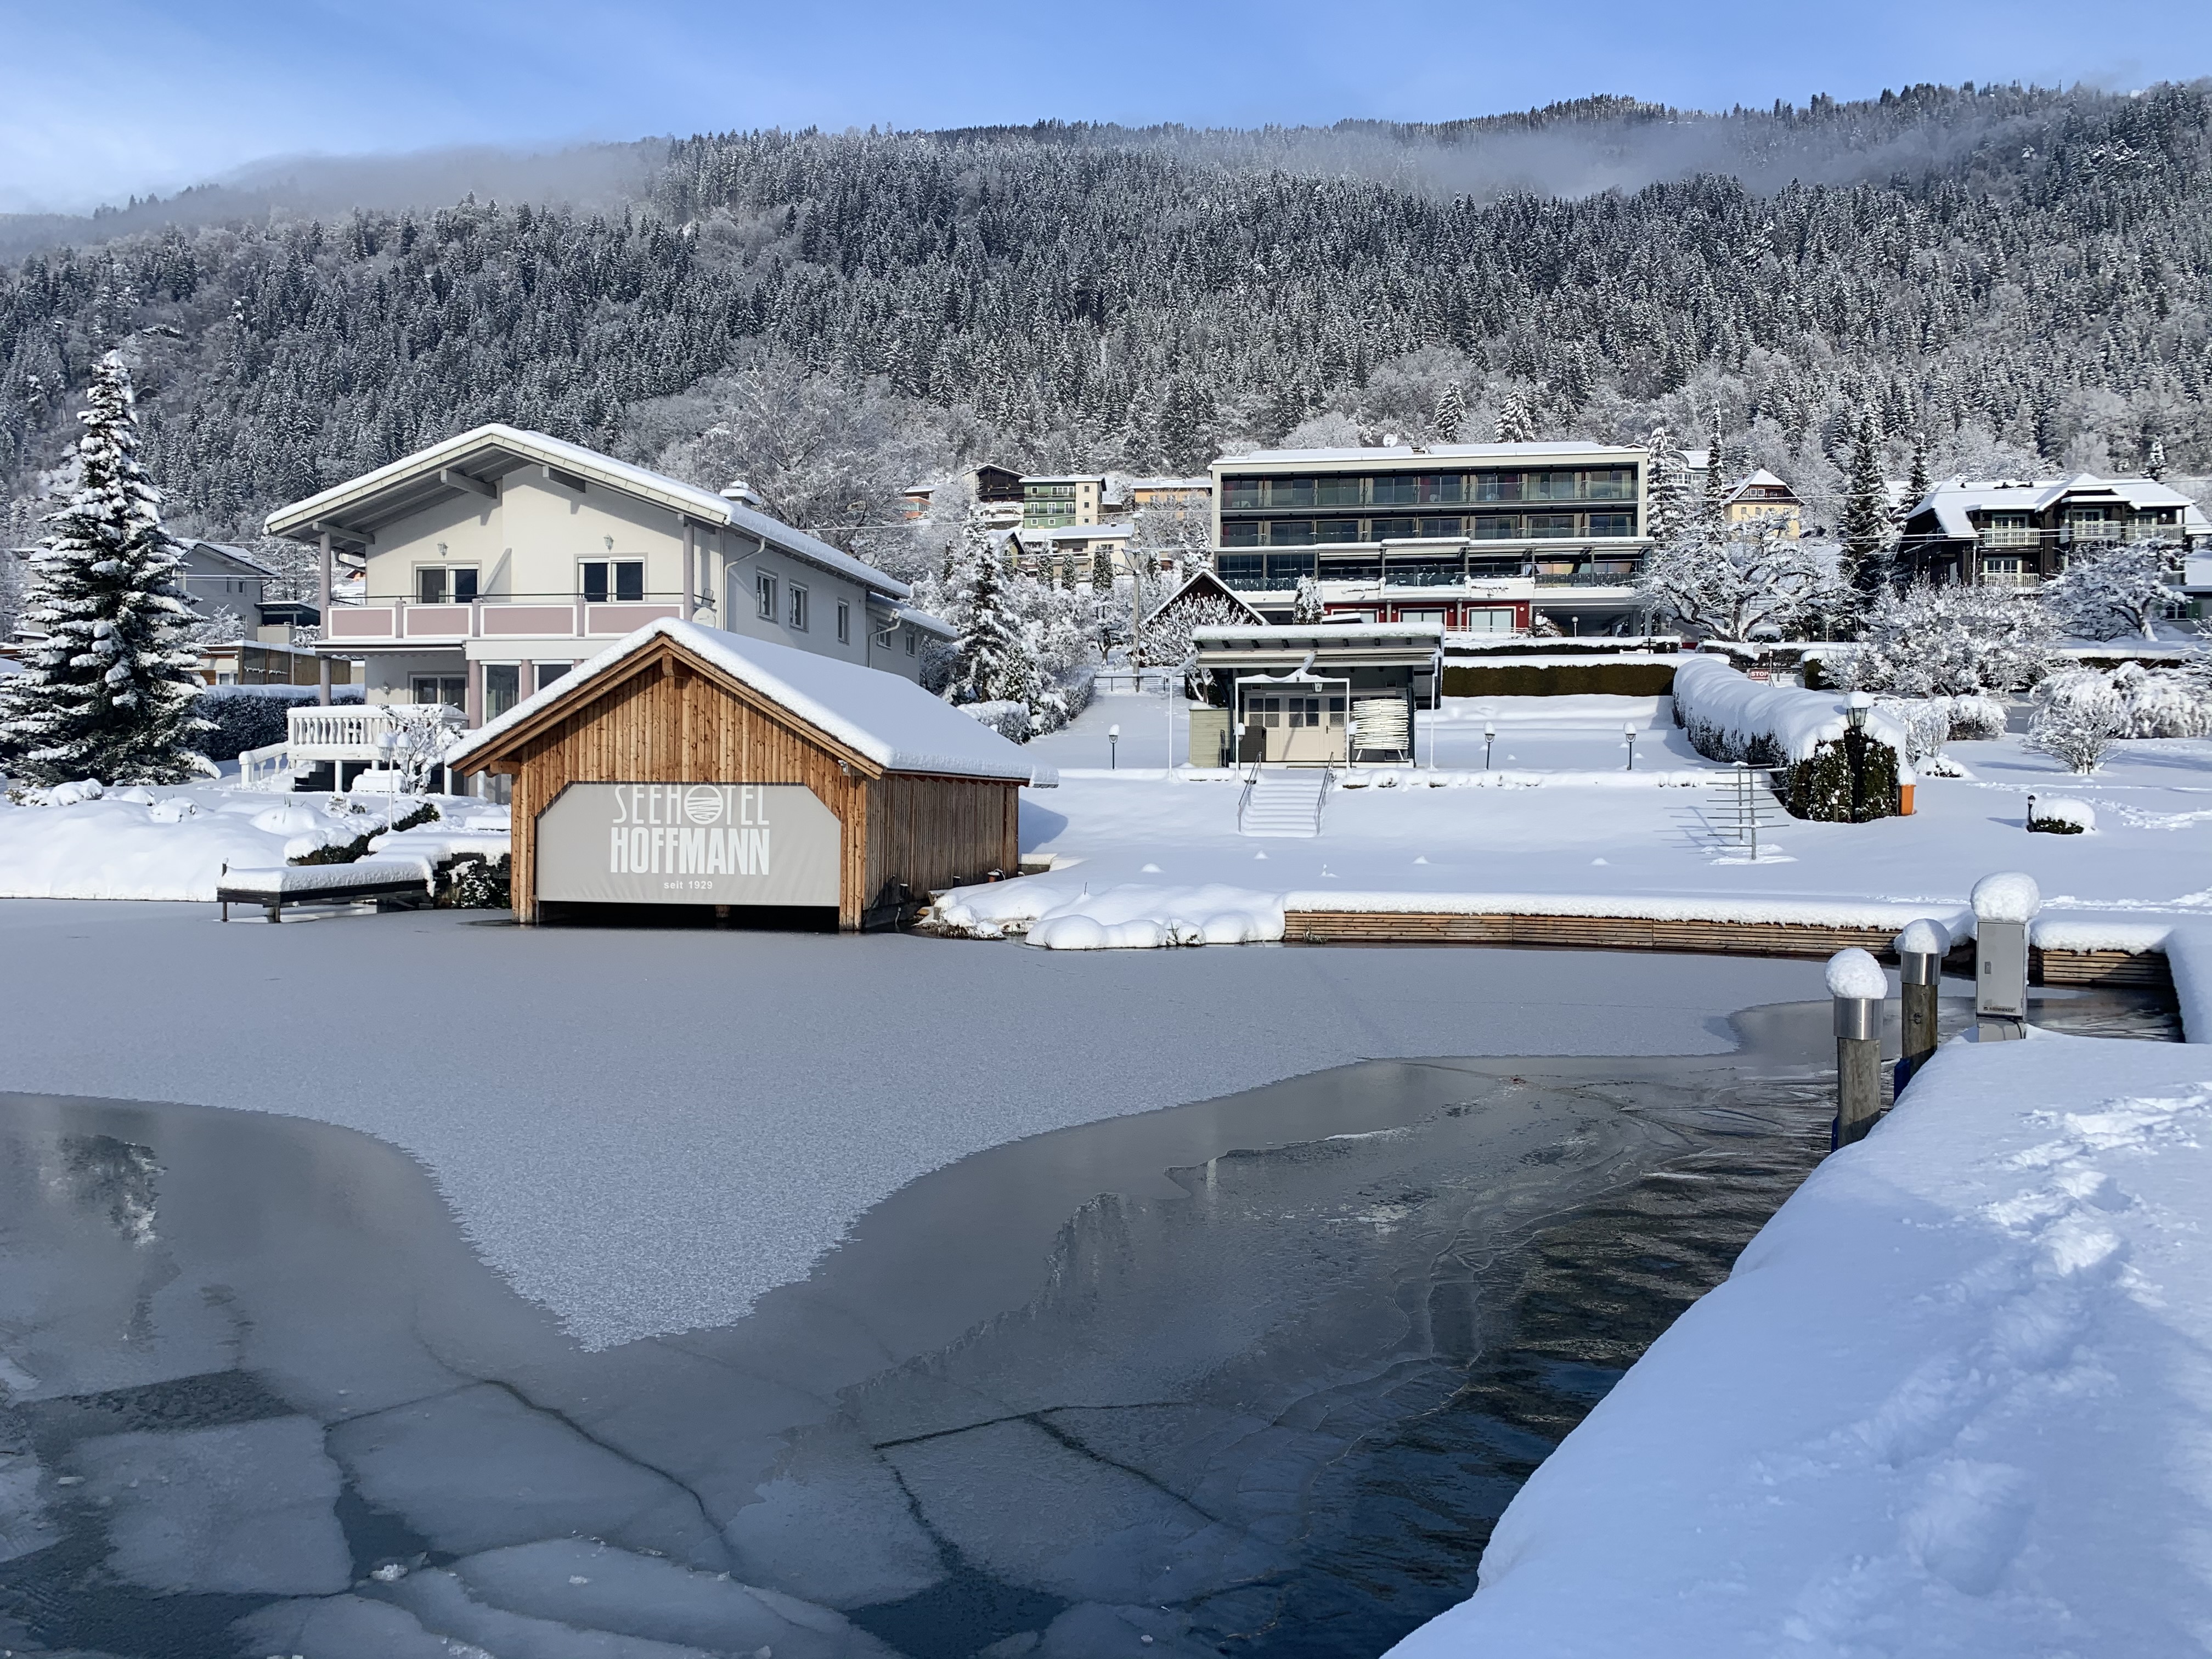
69;1417;349;1595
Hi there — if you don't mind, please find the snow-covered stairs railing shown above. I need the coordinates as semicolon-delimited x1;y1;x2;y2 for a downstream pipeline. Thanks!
1239;767;1332;838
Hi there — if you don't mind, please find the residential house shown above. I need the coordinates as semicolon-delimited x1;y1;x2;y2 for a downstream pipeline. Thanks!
1895;474;2211;591
1014;522;1144;584
1022;475;1107;529
1210;441;1650;635
1718;470;1804;538
263;425;953;726
900;464;1026;520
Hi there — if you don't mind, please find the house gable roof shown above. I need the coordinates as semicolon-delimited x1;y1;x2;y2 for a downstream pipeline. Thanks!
1142;568;1266;627
448;618;1054;786
262;424;913;600
1906;473;2212;540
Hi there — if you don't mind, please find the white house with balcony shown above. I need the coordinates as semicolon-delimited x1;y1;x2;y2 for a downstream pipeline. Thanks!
1895;473;2210;591
262;425;952;730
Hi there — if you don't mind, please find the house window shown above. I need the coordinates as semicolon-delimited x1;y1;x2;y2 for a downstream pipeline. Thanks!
484;664;521;719
535;662;572;692
1587;512;1635;538
836;600;850;644
411;675;465;707
580;559;645;603
756;570;777;619
788;585;808;630
905;631;916;656
415;566;478;604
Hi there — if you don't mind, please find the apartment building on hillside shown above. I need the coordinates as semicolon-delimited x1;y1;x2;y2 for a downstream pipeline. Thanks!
1209;441;1650;634
1896;473;2209;591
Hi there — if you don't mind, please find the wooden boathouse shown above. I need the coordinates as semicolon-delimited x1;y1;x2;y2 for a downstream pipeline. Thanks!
448;618;1050;929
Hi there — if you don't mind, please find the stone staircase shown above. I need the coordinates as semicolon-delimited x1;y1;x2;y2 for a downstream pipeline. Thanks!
1239;768;1331;838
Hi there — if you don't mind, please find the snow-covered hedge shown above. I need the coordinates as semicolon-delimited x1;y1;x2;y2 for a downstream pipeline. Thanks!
956;699;1032;743
1673;656;1913;821
194;684;364;761
2027;796;2096;834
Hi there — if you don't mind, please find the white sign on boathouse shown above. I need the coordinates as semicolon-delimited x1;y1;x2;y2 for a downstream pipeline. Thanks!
535;782;840;907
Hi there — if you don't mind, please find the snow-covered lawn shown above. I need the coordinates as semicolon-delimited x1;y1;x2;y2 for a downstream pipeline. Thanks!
965;693;2212;946
0;780;501;901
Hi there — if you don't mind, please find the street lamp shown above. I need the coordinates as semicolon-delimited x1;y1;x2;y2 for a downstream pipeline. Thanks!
1845;690;1873;734
1108;724;1120;770
1624;720;1638;771
1483;721;1496;771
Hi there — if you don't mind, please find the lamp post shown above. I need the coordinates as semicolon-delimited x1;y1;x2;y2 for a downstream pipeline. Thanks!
1483;721;1496;771
1844;690;1874;821
1624;719;1638;771
1108;724;1120;770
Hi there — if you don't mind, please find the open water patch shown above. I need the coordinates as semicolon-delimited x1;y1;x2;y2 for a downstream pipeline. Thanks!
0;984;2174;1658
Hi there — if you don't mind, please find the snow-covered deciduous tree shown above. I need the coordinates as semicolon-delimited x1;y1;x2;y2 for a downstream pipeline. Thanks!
2029;668;2129;772
2105;659;2212;736
1292;575;1324;624
2040;540;2180;640
1835;583;2053;698
1637;518;1846;641
1138;589;1246;685
0;353;207;786
383;703;457;793
1840;413;1893;591
1130;499;1210;573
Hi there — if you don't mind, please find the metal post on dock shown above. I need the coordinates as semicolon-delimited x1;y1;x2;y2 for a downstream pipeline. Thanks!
1893;918;1949;1092
1827;946;1886;1148
1971;871;2039;1042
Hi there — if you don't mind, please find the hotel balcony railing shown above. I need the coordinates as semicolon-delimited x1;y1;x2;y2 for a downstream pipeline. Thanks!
1976;523;2180;550
321;594;686;646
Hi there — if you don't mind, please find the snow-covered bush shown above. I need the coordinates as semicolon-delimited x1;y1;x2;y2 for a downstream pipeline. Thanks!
1942;693;2007;741
958;700;1031;742
2106;659;2212;737
2027;796;2096;834
1673;656;1912;820
2028;668;2128;773
2041;540;2181;641
1832;583;2052;698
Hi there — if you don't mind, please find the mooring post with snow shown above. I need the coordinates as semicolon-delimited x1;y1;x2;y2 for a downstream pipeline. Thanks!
1971;871;2039;1042
1893;918;1949;1093
1828;946;1887;1148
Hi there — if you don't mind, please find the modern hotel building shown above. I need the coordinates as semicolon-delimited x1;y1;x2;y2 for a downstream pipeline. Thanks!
1208;441;1651;634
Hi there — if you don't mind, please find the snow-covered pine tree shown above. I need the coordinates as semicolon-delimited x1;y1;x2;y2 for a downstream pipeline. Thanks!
0;352;207;786
1293;575;1324;624
1434;382;1465;443
1644;428;1689;545
1905;430;1931;507
1840;413;1892;592
1494;391;1536;444
2147;437;2169;481
946;519;1039;709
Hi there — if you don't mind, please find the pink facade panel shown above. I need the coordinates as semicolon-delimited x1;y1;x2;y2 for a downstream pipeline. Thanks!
404;605;471;637
484;605;578;636
585;603;681;635
327;607;395;639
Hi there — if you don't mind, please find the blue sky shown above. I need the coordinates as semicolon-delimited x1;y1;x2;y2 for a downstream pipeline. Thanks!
3;0;2208;212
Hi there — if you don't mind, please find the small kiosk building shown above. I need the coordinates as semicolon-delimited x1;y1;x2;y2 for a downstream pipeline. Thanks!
448;619;1051;929
1187;624;1443;768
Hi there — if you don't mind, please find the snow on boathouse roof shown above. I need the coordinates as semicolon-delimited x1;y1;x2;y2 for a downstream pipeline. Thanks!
262;424;916;602
447;618;1056;786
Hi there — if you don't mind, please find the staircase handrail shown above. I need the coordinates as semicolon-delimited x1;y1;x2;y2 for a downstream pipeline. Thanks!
1235;759;1262;833
1315;757;1337;835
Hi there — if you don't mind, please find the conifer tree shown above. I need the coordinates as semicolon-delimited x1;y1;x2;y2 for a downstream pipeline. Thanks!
1434;382;1465;443
1645;427;1690;546
1905;430;1932;506
1702;413;1729;521
2147;436;2169;481
1841;412;1893;592
946;517;1037;708
0;352;207;785
1494;390;1536;443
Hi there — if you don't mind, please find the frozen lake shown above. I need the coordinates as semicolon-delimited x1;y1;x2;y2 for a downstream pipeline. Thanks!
0;984;2172;1657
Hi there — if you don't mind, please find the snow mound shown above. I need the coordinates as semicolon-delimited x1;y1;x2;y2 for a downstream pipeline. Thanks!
1895;917;1951;959
932;878;1284;948
1972;871;2042;922
1824;946;1887;1001
251;804;325;836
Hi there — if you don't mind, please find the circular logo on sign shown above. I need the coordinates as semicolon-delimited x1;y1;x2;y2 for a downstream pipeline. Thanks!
684;785;726;825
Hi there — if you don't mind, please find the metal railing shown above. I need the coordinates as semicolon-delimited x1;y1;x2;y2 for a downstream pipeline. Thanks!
1235;760;1262;833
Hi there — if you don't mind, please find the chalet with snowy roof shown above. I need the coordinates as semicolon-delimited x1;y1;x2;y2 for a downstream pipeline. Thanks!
264;425;951;725
1210;441;1650;636
448;618;1053;930
1719;470;1804;538
1895;474;2211;590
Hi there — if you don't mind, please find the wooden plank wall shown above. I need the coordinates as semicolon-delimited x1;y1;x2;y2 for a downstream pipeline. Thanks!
501;644;1016;929
867;773;1020;904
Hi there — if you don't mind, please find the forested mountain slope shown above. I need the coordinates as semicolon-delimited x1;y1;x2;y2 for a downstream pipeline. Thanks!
2;80;2208;545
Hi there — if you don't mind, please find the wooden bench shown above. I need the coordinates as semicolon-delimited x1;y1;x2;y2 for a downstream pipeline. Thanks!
217;857;435;922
